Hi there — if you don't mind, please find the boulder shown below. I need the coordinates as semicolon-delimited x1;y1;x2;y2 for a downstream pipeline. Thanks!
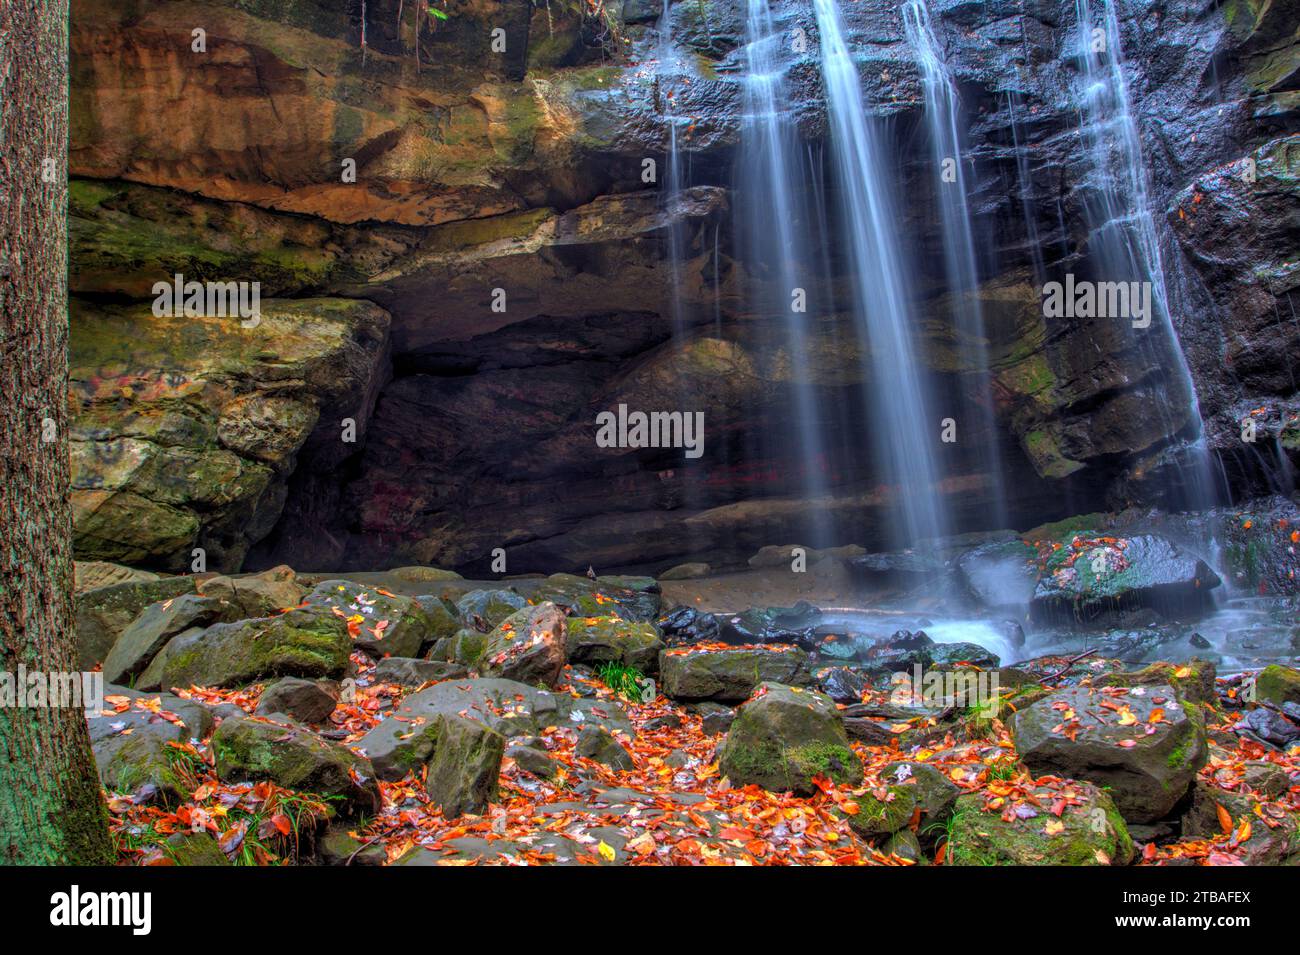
198;565;304;618
75;561;160;592
532;574;661;622
304;579;437;659
102;593;233;684
816;666;870;704
74;575;197;669
575;725;636;771
719;683;862;795
565;616;664;672
372;657;468;686
165;832;231;866
151;609;352;690
946;783;1134;865
256;677;337;723
424;716;505;819
1254;664;1300;706
317;827;387;866
659;562;711;580
479;603;568;688
212;715;381;816
660;646;814;703
506;743;557;778
717;602;821;649
1011;684;1207;823
389;566;464;583
689;701;735;735
1030;535;1220;623
356;677;631;780
657;605;721;644
1097;658;1217;705
455;589;528;631
90;686;215;803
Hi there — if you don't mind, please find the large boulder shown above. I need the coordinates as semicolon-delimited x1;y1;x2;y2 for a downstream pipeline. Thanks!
75;575;197;669
946;782;1135;865
304;579;440;659
1029;534;1220;623
1254;665;1300;707
198;565;304;618
455;589;528;631
212;715;381;816
565;616;664;673
660;646;814;703
1011;684;1208;823
356;677;631;780
531;574;662;623
101;593;233;684
955;540;1039;609
148;609;352;690
75;561;160;592
478;603;568;688
718;683;862;795
424;716;505;819
255;677;337;724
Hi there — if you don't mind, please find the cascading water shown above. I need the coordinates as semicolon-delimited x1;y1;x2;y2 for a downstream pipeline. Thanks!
1073;0;1218;508
657;2;689;338
736;0;832;542
902;0;1009;531
813;0;948;551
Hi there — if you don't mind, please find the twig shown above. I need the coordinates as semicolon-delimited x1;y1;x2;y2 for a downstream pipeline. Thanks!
1041;648;1098;686
345;834;382;866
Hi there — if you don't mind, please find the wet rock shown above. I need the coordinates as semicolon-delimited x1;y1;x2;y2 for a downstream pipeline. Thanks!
424;716;505;819
317;827;386;866
946;783;1134;865
1012;684;1208;823
479;603;568;688
719;683;862;795
657;605;720;644
816;666;870;704
565;616;664;672
688;702;735;735
660;645;814;702
717;602;821;650
1255;665;1300;706
879;761;961;823
213;715;381;816
506;743;557;778
151;609;352;690
89;686;215;803
1244;704;1300;747
532;573;661;622
256;677;337;724
1098;658;1217;705
1029;535;1220;624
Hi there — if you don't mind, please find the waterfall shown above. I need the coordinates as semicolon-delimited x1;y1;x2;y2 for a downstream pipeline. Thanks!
902;0;1009;531
1073;0;1218;508
737;0;832;542
657;3;689;338
812;0;948;550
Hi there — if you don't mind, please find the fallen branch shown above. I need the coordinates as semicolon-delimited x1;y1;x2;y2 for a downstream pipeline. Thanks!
1041;648;1098;686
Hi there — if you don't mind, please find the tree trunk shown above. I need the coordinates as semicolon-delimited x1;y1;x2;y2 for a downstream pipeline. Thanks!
0;0;114;865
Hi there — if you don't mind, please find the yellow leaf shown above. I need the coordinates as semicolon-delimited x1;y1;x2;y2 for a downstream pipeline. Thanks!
597;840;616;862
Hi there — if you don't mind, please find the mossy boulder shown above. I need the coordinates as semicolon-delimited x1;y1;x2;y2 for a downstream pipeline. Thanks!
212;715;380;816
478;603;568;688
566;615;664;672
75;575;198;669
317;826;387;866
719;682;862;795
532;573;662;622
660;646;814;703
102;593;233;684
1011;684;1207;823
152;609;352;690
255;677;337;723
575;724;636;771
304;579;436;659
1254;664;1300;706
846;785;920;840
89;685;215;803
1098;658;1218;705
946;782;1134;865
165;832;231;866
424;715;505;819
198;565;304;618
448;628;488;666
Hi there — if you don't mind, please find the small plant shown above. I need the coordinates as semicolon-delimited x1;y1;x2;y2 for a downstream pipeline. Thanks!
597;661;646;702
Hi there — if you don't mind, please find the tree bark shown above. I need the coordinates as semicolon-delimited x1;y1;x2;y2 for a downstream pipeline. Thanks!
0;0;114;864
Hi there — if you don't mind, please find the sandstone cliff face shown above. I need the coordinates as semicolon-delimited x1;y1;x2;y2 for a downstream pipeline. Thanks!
68;0;1299;573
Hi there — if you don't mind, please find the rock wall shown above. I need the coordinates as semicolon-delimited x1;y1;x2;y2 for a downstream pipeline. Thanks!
68;0;1299;573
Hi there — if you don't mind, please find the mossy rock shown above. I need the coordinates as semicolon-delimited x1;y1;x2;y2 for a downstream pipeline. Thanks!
155;609;352;690
660;646;814;703
478;603;568;688
1098;658;1218;705
305;579;435;659
719;682;863;795
424;715;505;820
456;589;528;631
75;574;198;670
212;716;380;816
165;832;231;866
946;783;1134;865
1254;664;1300;706
846;785;918;840
566;615;664;672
